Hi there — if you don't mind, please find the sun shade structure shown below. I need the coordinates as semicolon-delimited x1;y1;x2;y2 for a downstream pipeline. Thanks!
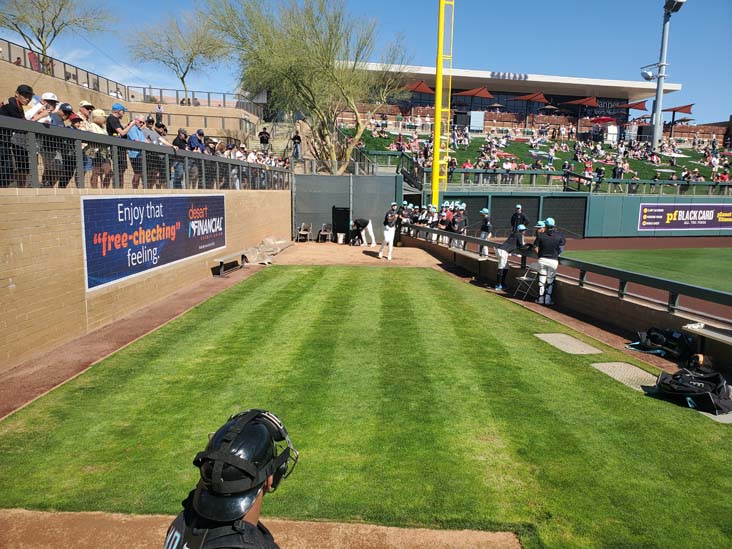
591;116;616;125
512;92;549;104
614;99;649;111
404;80;435;94
662;103;694;114
511;92;549;128
662;104;694;138
453;86;494;99
561;96;599;107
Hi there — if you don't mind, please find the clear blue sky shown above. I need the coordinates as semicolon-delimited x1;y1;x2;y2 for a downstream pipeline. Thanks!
2;0;729;123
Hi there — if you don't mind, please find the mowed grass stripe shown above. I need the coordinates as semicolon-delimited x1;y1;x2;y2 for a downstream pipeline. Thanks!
266;267;385;521
1;267;732;548
420;272;732;547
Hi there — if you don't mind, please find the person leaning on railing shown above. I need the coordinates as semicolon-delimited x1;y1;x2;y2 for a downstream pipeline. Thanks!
0;84;35;187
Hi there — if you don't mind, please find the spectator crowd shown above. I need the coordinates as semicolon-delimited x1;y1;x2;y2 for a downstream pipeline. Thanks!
0;83;288;188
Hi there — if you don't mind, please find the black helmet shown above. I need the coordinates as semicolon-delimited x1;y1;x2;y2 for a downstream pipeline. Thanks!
191;409;298;522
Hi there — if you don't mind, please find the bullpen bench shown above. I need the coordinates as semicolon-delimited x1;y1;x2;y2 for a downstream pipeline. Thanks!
682;323;732;354
213;251;248;277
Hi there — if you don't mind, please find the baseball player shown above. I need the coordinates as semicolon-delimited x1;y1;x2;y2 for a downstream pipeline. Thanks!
450;203;468;249
352;217;377;247
164;409;298;549
478;208;493;257
532;217;565;305
495;224;528;290
510;204;529;233
378;201;399;261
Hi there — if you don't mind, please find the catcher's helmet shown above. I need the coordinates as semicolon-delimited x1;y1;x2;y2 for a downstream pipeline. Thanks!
191;409;298;522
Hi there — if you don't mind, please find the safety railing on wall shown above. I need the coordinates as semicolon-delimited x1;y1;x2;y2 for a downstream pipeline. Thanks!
0;37;129;100
404;225;732;323
0;117;291;190
0;37;263;119
127;86;264;118
417;168;729;196
128;111;254;136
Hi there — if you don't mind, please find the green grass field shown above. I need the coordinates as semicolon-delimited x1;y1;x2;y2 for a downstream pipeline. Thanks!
564;247;732;292
1;266;731;548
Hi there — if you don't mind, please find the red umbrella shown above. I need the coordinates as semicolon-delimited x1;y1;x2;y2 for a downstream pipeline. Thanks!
496;151;517;158
591;116;616;125
404;80;435;94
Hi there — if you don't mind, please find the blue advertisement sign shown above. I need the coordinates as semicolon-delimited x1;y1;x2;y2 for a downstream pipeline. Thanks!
82;194;226;290
638;202;732;231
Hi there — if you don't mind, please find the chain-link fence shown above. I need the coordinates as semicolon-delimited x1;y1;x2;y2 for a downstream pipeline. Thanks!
0;117;291;190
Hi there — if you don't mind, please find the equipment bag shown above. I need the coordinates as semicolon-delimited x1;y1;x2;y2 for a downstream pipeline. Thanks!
637;327;693;360
648;368;732;415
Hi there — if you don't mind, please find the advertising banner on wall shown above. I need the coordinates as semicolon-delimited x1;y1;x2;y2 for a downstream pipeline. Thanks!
82;194;225;290
638;203;732;231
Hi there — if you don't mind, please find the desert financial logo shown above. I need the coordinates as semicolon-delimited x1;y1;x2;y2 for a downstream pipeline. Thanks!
188;204;224;239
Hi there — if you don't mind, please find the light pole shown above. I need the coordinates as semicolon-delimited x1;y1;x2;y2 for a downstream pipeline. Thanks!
649;0;686;150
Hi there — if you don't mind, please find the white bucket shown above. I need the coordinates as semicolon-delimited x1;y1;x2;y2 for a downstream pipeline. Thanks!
337;233;345;244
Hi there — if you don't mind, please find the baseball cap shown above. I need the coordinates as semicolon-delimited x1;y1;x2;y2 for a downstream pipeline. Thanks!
69;113;82;123
408;203;413;208
146;115;154;123
534;221;546;228
79;100;94;109
59;103;73;114
41;92;58;102
91;108;107;118
544;217;555;227
517;224;527;231
178;128;188;135
111;102;127;112
459;204;466;210
390;201;398;206
515;204;522;209
480;208;490;214
402;200;408;205
16;84;34;99
226;144;235;150
197;129;205;136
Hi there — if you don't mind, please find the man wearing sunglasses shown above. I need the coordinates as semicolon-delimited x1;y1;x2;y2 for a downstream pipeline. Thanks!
164;409;298;549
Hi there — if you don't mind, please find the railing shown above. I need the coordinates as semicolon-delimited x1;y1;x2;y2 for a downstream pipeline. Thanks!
128;111;254;136
336;128;377;175
417;168;729;195
0;37;129;100
127;86;264;118
0;37;263;118
0;117;291;190
404;225;732;324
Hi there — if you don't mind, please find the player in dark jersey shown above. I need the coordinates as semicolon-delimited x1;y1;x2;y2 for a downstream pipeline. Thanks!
378;201;399;261
164;410;298;549
532;217;566;305
495;224;528;290
510;204;529;232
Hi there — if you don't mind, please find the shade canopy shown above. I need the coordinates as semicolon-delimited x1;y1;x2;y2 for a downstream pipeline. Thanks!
614;99;649;111
487;103;505;108
674;116;694;123
663;103;694;114
404;80;435;94
454;86;494;99
591;116;616;125
561;96;599;107
512;92;549;103
541;104;559;110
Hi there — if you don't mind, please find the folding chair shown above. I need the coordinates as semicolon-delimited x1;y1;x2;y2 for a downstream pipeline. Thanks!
513;263;542;301
296;223;312;242
317;223;333;242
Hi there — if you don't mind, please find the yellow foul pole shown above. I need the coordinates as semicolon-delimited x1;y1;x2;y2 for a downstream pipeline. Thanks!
431;0;455;209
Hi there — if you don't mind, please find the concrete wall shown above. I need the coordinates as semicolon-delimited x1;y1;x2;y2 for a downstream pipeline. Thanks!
0;188;290;371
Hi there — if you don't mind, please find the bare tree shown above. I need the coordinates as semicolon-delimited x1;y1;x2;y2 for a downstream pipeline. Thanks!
208;0;409;174
0;0;109;71
128;13;225;102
